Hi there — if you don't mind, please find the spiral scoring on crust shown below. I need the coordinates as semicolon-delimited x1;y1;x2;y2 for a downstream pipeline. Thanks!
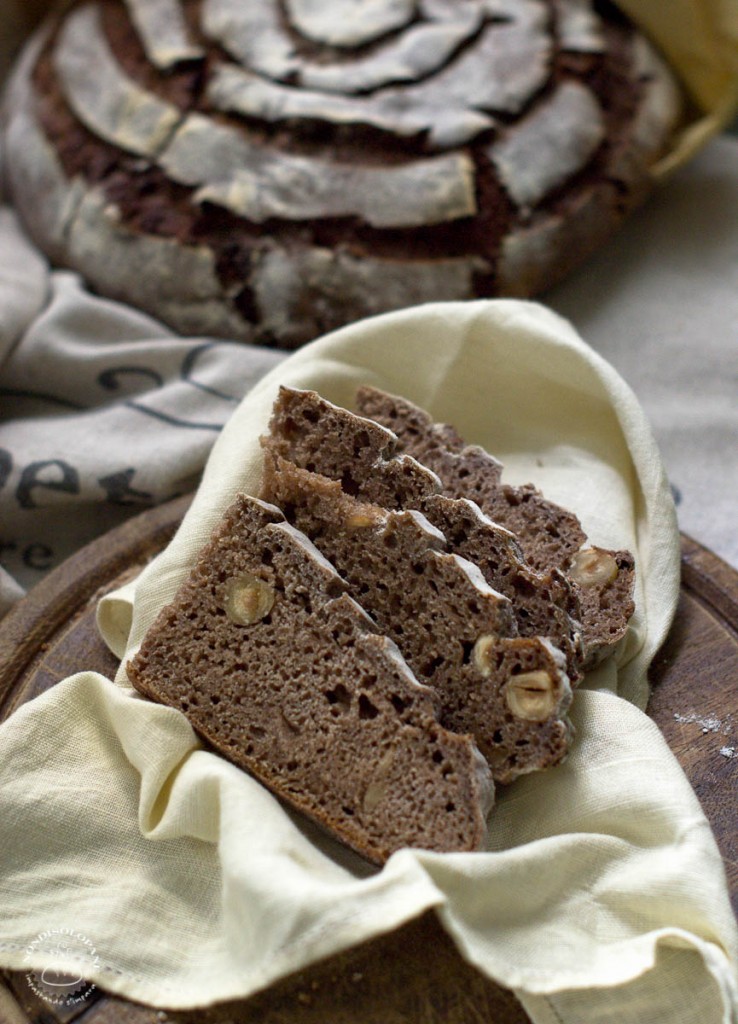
5;0;682;345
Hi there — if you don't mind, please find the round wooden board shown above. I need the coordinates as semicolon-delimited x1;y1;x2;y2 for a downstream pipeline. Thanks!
0;496;736;1024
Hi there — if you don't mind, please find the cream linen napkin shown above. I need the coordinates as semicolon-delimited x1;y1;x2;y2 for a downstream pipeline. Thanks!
0;300;736;1022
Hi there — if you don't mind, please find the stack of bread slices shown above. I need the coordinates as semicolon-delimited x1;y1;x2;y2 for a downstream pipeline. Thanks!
128;387;635;865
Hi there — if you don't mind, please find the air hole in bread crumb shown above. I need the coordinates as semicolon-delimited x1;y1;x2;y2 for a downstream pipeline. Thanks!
359;695;379;720
341;470;360;496
326;684;352;708
390;695;407;714
354;430;370;453
422;655;444;676
281;416;299;438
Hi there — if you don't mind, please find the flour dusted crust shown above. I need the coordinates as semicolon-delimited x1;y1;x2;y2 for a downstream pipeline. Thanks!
127;493;495;865
3;0;683;347
488;81;605;209
124;0;204;68
3;27;249;339
251;246;487;344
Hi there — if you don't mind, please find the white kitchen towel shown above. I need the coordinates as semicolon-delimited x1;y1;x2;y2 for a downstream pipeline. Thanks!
0;301;735;1023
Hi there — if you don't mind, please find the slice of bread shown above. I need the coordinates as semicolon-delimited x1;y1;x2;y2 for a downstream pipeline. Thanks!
265;387;584;679
356;386;635;668
261;452;573;784
267;384;440;508
127;494;494;865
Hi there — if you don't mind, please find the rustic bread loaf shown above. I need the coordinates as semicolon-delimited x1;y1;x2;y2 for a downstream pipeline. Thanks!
261;451;574;783
127;493;495;865
3;0;682;347
356;386;635;668
265;386;584;678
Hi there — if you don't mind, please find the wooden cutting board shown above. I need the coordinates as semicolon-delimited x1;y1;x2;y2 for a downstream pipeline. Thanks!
0;495;736;1024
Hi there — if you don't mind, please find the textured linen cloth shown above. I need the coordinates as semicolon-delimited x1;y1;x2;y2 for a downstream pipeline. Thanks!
0;207;283;609
0;301;736;1024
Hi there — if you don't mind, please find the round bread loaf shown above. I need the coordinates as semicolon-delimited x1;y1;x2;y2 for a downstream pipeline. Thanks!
2;0;683;347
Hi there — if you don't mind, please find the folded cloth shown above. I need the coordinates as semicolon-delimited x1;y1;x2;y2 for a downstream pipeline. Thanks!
0;301;735;1022
0;205;283;597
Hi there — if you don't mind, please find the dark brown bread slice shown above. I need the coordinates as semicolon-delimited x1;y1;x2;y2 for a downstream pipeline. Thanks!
266;385;441;508
265;387;584;678
356;386;636;669
261;453;573;784
127;494;494;865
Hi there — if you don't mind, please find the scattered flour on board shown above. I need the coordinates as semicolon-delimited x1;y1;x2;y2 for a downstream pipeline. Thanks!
673;711;733;734
673;712;736;757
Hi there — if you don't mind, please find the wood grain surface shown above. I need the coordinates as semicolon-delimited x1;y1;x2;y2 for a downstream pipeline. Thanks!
0;499;736;1024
